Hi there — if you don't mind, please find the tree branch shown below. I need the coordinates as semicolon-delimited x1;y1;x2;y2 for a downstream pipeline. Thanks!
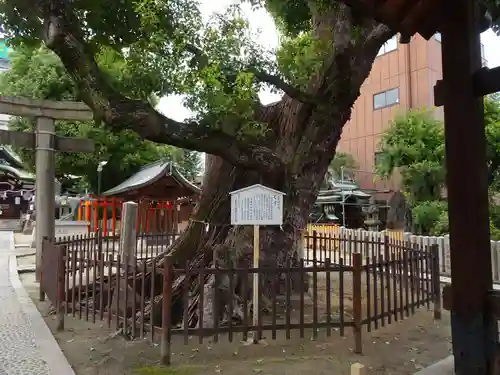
185;44;318;105
312;5;393;105
42;2;284;173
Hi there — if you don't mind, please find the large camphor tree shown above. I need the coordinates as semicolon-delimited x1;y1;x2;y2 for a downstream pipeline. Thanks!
0;0;394;322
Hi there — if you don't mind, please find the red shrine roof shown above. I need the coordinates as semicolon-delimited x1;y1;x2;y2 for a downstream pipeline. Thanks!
102;160;201;200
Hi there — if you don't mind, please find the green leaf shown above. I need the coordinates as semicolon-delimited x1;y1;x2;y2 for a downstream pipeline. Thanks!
0;46;201;193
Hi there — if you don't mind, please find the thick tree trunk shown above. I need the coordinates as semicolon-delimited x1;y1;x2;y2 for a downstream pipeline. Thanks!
39;0;394;332
161;99;345;327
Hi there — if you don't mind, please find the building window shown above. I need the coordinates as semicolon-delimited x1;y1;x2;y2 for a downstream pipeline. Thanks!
373;88;400;110
377;35;397;56
374;152;384;167
435;32;441;42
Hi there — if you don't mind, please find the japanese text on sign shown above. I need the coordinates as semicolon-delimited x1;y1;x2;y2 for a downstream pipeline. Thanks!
230;184;284;226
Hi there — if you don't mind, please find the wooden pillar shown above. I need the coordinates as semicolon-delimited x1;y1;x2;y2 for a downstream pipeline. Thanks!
111;198;117;234
173;200;179;234
440;1;496;373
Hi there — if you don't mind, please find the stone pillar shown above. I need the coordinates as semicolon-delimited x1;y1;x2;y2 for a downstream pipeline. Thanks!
35;117;56;281
119;201;138;266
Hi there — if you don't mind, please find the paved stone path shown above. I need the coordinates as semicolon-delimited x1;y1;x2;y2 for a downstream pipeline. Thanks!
0;231;75;375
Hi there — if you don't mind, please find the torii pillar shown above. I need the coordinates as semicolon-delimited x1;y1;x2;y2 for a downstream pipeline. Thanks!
0;96;94;280
438;1;497;373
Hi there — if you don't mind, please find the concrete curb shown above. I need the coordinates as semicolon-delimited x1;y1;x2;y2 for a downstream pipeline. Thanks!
8;233;76;375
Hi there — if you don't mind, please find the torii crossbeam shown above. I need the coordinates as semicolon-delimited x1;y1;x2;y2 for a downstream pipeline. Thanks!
0;96;95;280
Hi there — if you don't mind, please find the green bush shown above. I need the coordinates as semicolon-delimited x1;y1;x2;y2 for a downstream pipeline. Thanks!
431;207;449;236
491;221;500;241
412;200;500;239
411;200;447;236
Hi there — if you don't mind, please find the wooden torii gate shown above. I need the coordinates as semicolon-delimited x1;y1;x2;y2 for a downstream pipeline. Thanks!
333;0;499;373
0;96;95;280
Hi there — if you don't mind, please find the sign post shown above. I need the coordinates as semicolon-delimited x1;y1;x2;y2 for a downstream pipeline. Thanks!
229;184;285;343
252;223;259;340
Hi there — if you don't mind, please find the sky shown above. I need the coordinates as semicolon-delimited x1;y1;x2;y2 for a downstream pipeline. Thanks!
157;0;279;121
158;0;500;122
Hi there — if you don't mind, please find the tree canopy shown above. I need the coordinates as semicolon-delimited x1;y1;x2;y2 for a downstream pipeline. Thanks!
0;46;201;193
327;152;358;180
375;110;446;203
377;98;500;202
0;0;392;174
376;97;500;236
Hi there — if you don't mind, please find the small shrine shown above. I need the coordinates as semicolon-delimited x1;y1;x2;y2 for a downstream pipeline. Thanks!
83;159;201;234
0;146;35;218
311;177;371;227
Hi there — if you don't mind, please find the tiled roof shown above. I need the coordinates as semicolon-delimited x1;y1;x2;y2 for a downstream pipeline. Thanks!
102;159;201;197
0;163;34;181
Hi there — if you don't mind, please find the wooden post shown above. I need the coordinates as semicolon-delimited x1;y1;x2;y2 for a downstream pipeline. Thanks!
56;244;66;331
298;230;305;261
85;200;91;230
93;199;99;233
77;201;82;221
438;0;496;372
119;202;138;266
102;200;108;236
431;244;442;320
173;201;179;234
253;224;260;343
161;254;173;365
312;230;317;265
111;198;117;234
352;252;362;354
384;235;389;263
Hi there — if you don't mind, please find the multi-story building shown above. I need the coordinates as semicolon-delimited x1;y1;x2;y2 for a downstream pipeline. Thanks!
337;33;486;192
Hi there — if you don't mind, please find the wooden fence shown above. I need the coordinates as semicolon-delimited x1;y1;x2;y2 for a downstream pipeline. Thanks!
40;232;440;365
307;224;500;282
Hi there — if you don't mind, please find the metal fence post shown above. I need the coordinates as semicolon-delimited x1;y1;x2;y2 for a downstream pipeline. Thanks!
352;252;363;354
431;244;442;320
161;254;173;365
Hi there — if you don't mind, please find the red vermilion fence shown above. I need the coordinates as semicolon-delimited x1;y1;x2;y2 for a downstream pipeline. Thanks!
40;231;441;365
77;197;183;235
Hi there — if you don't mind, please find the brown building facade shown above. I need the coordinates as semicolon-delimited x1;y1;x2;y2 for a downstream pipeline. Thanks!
337;33;486;191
